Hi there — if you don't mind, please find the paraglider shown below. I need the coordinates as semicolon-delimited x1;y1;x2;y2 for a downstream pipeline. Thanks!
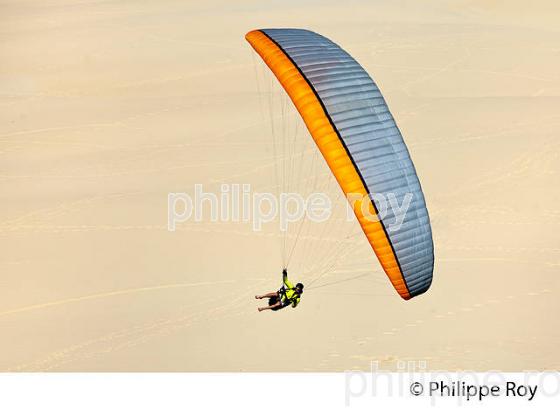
255;269;303;312
247;29;434;300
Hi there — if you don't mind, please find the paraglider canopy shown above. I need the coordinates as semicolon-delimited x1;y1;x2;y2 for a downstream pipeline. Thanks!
246;29;434;300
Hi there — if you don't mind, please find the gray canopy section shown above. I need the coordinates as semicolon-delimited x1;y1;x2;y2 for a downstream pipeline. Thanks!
261;28;434;297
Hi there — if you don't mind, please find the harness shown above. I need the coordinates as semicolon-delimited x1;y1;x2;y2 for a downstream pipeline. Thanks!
279;285;300;305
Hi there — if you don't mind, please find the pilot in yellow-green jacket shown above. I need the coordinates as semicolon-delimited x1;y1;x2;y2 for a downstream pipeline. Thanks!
255;269;304;312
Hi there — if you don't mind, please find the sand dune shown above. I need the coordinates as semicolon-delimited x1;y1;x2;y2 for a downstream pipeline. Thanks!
1;0;559;371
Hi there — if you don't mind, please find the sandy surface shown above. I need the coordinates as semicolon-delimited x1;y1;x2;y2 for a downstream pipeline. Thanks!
1;0;559;371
